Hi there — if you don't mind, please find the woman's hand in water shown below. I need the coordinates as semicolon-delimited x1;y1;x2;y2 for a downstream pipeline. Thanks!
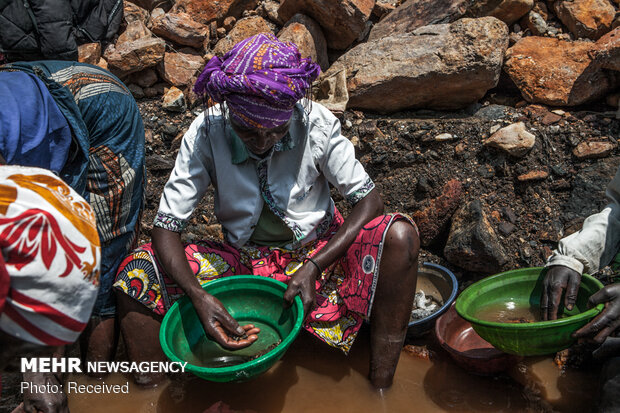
541;265;582;321
284;261;319;317
191;291;260;349
573;283;620;344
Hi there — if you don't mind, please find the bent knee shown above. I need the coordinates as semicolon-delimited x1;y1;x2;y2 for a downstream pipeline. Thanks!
385;220;420;256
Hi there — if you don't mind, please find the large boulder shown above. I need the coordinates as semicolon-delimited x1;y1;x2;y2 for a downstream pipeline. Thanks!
278;14;329;71
504;37;616;106
553;0;616;40
444;199;509;274
368;0;468;41
326;17;509;112
171;0;259;25
104;37;166;76
212;16;275;56
151;12;209;48
278;0;375;50
591;27;620;71
467;0;534;25
158;49;205;87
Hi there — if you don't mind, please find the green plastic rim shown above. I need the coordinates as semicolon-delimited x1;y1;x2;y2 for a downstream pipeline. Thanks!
455;267;604;329
159;275;304;380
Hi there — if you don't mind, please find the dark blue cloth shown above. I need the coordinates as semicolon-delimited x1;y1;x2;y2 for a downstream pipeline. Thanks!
0;71;72;174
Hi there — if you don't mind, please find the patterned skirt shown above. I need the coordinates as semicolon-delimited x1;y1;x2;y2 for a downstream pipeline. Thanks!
114;211;415;353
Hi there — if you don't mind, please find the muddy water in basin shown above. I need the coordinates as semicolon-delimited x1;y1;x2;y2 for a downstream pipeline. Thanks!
67;329;599;413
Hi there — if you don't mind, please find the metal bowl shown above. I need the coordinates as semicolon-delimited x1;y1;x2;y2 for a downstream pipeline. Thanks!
407;262;459;338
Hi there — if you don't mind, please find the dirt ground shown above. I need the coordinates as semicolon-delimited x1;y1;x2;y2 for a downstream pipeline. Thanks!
138;87;620;286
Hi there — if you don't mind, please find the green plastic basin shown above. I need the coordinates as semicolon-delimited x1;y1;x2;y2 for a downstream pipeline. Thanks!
159;275;304;382
455;267;604;356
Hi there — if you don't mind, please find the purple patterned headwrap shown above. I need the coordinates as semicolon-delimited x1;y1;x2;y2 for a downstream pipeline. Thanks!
194;33;321;129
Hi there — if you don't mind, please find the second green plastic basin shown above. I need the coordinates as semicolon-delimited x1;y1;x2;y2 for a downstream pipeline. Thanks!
455;267;604;356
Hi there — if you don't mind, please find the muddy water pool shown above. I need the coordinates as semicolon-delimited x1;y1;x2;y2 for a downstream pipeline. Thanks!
67;330;599;413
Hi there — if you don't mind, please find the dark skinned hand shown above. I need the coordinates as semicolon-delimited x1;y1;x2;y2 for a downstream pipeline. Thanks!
284;262;319;318
191;291;260;349
573;283;620;344
541;265;582;321
22;372;68;413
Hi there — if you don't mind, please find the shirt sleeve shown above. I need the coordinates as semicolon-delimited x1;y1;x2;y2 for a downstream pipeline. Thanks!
154;115;212;232
546;166;620;274
317;115;375;205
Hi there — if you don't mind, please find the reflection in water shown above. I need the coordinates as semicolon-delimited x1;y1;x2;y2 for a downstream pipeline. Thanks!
67;329;599;413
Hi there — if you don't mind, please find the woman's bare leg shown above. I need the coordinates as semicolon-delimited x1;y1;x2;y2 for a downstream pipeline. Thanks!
116;291;167;386
369;219;420;388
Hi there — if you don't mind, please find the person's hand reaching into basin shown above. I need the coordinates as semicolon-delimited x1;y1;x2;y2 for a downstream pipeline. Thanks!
541;265;582;321
152;226;260;350
284;259;320;318
573;283;620;344
192;291;260;349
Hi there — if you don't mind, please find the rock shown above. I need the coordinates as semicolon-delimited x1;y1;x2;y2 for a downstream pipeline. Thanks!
213;16;275;56
128;68;159;88
498;221;516;236
372;2;396;20
171;0;260;25
128;84;145;99
435;133;455;141
504;37;615;106
260;0;283;24
278;0;375;50
572;141;616;159
96;58;109;71
368;0;468;41
591;27;620;71
128;0;173;12
105;37;166;75
162;86;187;112
151;12;209;48
77;43;102;65
147;154;176;171
278;14;329;70
151;7;165;21
468;0;534;25
517;170;549;181
312;68;349;115
523;10;547;36
444;199;509;274
145;82;167;97
158;49;204;87
117;20;152;45
125;2;150;25
484;122;536;157
541;112;562;125
412;179;463;246
326;17;509;112
553;0;615;40
223;16;237;32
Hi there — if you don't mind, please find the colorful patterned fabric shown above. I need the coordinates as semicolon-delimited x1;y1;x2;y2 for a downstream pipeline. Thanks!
194;33;321;129
1;61;146;316
116;211;416;353
0;166;100;346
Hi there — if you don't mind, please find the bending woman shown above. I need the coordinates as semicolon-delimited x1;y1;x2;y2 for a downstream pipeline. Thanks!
115;33;419;388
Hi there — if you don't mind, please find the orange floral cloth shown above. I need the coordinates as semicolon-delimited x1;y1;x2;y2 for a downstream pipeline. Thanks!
0;166;100;345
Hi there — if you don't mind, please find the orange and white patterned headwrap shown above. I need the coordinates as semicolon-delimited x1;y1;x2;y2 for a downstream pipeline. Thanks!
0;165;100;346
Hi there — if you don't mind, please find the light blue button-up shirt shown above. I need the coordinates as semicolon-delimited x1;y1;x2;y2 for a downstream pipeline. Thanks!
154;100;375;249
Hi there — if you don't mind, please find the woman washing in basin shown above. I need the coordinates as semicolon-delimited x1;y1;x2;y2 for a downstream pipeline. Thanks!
114;33;420;388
